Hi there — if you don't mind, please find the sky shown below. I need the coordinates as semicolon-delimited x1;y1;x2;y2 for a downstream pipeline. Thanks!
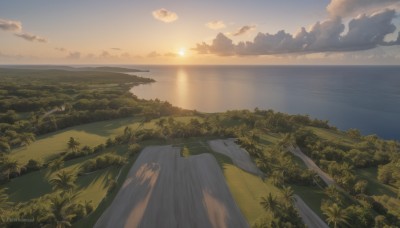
1;0;400;65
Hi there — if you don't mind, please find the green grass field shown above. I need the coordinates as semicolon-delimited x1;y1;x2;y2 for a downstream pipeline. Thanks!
356;167;397;197
10;116;199;164
307;126;357;147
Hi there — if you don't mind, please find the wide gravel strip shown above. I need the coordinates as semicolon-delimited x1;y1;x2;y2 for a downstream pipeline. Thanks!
95;145;248;228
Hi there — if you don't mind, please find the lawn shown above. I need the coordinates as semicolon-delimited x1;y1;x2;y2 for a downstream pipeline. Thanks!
10;116;198;164
356;167;397;197
5;145;128;203
307;126;357;147
10;117;139;163
291;185;326;219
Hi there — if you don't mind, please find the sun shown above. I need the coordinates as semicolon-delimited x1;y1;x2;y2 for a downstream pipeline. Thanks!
178;48;185;57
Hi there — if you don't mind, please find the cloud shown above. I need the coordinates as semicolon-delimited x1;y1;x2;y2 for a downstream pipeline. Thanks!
0;18;22;31
15;32;47;43
66;52;81;59
327;0;400;17
193;10;399;56
164;52;178;57
233;25;256;36
55;47;66;52
111;48;121;51
152;8;178;23
206;20;226;30
147;51;161;58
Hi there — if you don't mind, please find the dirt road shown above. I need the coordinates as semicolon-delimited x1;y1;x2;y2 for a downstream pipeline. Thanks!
95;145;248;228
289;146;336;186
208;139;263;176
293;195;329;228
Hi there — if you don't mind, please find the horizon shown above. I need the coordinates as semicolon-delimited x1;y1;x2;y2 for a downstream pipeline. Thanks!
1;0;400;65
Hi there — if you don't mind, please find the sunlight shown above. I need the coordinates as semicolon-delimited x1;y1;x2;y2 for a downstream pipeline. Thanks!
178;48;186;57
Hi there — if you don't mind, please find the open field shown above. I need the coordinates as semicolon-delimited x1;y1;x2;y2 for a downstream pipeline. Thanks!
306;126;357;147
356;167;397;197
10;116;199;164
95;145;248;228
294;195;328;228
6;145;128;206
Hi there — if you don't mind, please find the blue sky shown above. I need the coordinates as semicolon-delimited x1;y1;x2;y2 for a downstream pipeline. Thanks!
0;0;399;64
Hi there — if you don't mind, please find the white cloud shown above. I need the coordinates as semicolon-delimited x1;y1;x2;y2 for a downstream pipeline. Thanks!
193;10;399;56
15;32;47;43
327;0;400;17
206;20;226;30
152;8;178;23
232;25;256;36
0;18;22;31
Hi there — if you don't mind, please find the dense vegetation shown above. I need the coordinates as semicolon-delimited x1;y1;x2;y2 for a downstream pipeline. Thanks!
0;67;399;227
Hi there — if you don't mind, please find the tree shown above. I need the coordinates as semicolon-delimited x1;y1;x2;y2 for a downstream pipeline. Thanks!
48;158;65;174
3;159;21;180
20;132;35;147
49;170;77;193
270;170;284;188
0;187;12;215
281;186;294;207
67;137;80;152
260;193;279;216
323;203;349;228
41;193;77;228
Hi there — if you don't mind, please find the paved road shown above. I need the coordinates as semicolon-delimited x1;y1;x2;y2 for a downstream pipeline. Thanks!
95;145;248;228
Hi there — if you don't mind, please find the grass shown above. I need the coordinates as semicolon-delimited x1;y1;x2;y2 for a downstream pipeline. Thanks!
190;141;281;226
307;126;357;147
356;167;397;197
5;145;128;203
10;116;197;164
291;185;325;219
223;163;279;225
10;117;139;163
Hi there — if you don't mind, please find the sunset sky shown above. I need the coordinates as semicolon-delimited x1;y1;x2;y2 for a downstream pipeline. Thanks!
1;0;400;64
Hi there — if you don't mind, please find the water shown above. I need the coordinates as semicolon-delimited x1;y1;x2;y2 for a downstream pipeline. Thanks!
129;65;400;140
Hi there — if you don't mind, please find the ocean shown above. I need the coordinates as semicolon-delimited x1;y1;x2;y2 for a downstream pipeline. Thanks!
129;65;400;140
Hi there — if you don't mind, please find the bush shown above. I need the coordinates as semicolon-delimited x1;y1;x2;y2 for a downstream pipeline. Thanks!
128;144;141;157
80;153;126;173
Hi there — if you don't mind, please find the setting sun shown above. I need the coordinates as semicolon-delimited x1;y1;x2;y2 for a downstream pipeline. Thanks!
178;48;186;57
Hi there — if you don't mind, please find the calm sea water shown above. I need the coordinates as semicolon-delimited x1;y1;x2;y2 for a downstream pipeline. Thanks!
128;65;400;140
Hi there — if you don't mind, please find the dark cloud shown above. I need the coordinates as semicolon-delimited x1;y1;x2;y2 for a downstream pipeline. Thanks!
0;18;21;31
327;0;400;17
15;32;47;43
233;25;256;36
194;10;399;56
147;51;161;58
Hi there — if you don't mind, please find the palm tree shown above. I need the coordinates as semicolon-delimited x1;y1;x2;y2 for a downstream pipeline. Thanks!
49;170;77;193
270;170;284;188
42;193;77;228
48;158;65;174
20;132;36;147
3;159;21;180
323;203;349;228
260;193;280;216
281;186;294;207
324;185;342;204
0;187;12;214
67;137;80;152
